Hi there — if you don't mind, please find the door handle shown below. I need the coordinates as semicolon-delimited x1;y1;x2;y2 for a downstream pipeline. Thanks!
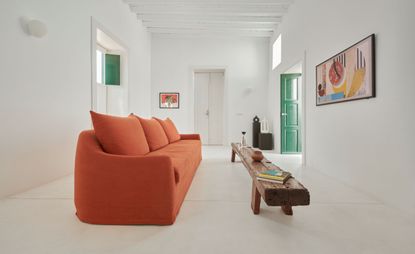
281;113;287;116
206;109;209;116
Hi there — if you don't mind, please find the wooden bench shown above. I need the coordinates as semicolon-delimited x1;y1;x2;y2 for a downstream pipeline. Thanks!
231;143;310;215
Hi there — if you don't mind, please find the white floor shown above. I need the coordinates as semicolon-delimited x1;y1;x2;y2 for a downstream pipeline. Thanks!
0;146;414;254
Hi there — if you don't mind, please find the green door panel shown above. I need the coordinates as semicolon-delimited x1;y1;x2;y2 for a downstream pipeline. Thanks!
281;73;301;154
285;130;299;152
286;104;298;126
285;81;298;101
105;54;120;86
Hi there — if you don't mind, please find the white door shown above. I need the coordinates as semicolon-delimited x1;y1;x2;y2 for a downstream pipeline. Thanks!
194;71;224;145
194;73;210;144
208;72;224;144
96;48;107;114
95;48;127;116
92;26;128;116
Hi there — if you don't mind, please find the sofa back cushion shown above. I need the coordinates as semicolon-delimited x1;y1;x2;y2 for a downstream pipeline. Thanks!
90;111;150;155
154;117;180;143
135;116;169;151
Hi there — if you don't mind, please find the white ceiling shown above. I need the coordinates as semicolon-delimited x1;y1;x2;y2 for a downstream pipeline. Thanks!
123;0;293;37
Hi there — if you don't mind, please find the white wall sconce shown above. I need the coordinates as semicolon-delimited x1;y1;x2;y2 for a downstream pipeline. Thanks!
243;87;253;96
28;20;48;38
21;17;48;38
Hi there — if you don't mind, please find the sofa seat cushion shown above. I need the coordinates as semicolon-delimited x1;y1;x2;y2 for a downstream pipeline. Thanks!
150;140;201;183
135;116;169;151
90;111;150;155
154;117;181;143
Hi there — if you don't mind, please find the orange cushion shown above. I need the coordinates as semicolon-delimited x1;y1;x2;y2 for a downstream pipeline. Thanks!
90;111;149;155
154;117;180;143
135;115;169;151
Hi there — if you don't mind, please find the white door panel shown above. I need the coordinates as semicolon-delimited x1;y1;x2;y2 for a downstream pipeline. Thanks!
194;71;224;145
208;72;224;145
194;73;210;144
96;84;107;114
106;86;127;116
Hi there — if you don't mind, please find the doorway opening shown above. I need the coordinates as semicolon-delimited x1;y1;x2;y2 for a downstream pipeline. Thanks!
193;70;225;145
280;61;303;154
91;19;128;116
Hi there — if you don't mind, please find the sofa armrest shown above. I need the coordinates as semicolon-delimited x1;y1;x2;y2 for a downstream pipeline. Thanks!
76;151;176;196
74;130;181;224
75;149;177;217
180;134;201;140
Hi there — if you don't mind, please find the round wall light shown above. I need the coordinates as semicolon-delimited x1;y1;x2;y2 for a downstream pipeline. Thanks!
27;20;48;38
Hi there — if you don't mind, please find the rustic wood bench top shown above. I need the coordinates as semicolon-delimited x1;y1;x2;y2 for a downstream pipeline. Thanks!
231;143;310;215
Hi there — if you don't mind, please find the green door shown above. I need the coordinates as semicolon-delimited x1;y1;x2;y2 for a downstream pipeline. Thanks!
281;74;302;154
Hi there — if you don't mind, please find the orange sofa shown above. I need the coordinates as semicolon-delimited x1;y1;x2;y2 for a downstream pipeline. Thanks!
74;113;202;225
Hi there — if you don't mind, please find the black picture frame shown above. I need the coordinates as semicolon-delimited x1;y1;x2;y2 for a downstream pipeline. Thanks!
315;34;376;106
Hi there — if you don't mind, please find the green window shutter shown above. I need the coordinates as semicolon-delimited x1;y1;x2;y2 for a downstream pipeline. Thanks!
105;54;120;86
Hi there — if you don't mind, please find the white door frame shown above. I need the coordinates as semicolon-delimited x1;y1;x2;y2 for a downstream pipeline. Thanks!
280;51;307;165
301;52;307;166
189;66;228;145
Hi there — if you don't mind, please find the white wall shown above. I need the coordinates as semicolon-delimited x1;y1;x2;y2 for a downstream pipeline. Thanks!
268;0;415;215
0;0;151;198
151;36;269;144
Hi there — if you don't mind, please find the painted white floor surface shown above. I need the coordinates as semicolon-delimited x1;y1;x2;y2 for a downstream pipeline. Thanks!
0;146;414;254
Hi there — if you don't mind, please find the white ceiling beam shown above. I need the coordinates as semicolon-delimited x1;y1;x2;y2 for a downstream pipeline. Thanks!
129;5;289;16
147;27;274;37
128;2;290;8
151;33;273;39
122;0;293;37
138;14;282;24
124;0;293;5
143;21;277;30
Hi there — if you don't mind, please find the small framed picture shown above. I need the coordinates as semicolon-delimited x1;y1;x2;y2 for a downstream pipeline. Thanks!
159;92;179;109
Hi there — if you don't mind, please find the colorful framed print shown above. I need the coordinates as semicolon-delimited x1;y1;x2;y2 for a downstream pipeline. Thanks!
159;92;179;109
316;34;376;106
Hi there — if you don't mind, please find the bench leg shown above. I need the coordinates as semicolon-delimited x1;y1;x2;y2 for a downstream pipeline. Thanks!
251;182;261;214
281;205;293;215
231;149;236;162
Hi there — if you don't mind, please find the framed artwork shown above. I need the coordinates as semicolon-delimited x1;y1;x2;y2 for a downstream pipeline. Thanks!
316;34;375;106
159;92;179;109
